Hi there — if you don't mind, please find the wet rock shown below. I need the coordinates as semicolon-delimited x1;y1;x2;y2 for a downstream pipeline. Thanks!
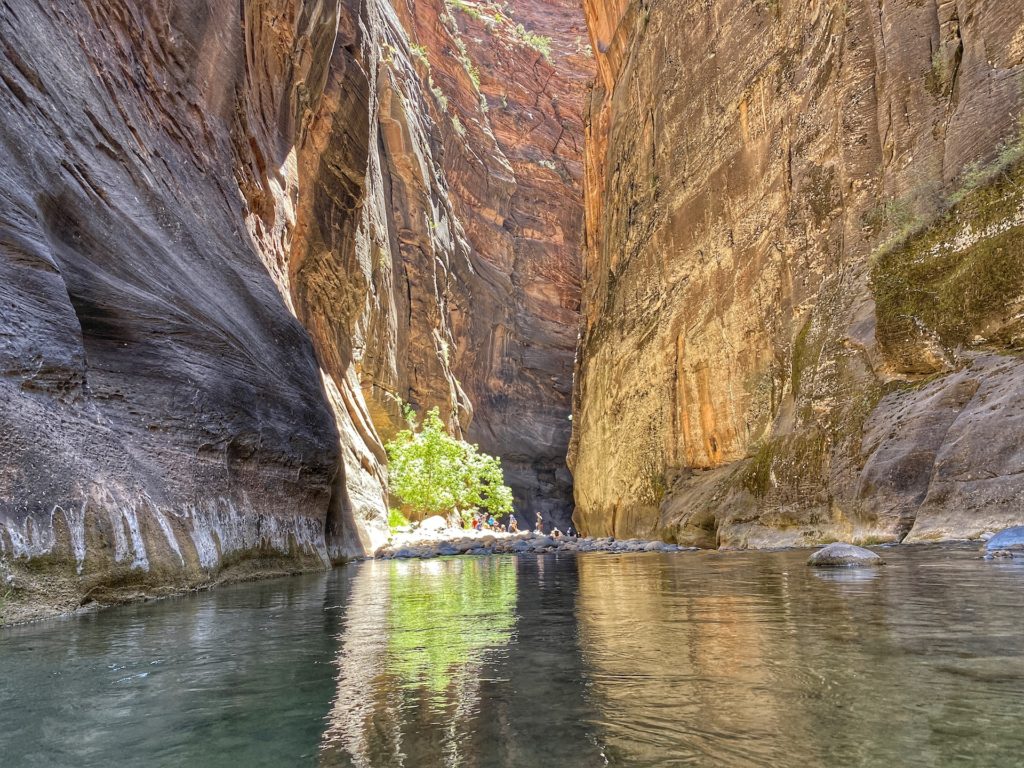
984;526;1024;551
808;543;884;568
377;528;698;560
983;526;1024;558
393;547;429;559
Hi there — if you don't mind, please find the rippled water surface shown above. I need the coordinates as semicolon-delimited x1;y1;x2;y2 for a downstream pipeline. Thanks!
3;545;1024;767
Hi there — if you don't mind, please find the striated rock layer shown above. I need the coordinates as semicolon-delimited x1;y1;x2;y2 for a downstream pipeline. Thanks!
0;0;351;618
395;0;592;530
572;0;1024;546
0;0;588;620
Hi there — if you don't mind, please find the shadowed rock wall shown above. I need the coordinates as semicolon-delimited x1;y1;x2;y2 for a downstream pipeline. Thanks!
0;0;588;620
0;0;352;618
571;0;1024;546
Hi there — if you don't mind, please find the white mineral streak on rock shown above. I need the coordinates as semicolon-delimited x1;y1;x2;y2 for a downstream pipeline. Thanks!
118;502;150;571
101;497;132;565
183;503;222;569
2;489;330;576
2;511;57;559
59;504;88;574
181;499;329;571
149;500;185;567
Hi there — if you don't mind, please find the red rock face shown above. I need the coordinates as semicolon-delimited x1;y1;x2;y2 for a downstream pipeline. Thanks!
0;0;590;619
399;0;593;530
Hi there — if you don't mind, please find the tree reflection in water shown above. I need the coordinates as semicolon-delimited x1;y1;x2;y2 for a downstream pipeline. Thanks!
319;558;517;767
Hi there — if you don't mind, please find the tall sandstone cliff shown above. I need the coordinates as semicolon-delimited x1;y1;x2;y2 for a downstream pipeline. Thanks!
0;0;587;620
572;0;1024;546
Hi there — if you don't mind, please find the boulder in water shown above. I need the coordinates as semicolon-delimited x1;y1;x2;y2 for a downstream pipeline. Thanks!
983;526;1024;558
807;542;884;567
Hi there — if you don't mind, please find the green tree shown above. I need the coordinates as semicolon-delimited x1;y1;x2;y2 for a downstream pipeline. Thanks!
385;406;514;522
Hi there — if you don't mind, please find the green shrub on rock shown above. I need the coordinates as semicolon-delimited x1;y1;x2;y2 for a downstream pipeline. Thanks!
385;406;514;521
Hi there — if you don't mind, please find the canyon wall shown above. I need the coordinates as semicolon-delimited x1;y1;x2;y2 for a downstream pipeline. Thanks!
403;0;592;529
572;0;1024;546
0;0;587;621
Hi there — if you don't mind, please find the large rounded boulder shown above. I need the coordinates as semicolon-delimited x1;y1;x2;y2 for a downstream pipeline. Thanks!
983;526;1024;558
807;542;885;568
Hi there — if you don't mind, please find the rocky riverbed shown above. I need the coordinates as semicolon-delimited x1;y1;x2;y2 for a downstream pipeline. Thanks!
374;529;692;559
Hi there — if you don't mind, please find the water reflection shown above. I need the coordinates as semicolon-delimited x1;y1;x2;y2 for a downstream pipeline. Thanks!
4;546;1024;767
576;547;1024;767
320;557;519;767
0;572;342;768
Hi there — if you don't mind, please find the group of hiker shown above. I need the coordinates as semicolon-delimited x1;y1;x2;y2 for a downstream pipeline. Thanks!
469;513;519;533
466;510;575;538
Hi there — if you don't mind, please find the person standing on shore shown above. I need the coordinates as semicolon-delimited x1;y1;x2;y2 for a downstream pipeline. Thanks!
535;512;543;533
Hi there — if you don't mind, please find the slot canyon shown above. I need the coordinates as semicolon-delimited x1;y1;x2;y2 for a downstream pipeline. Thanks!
7;3;1024;766
2;0;1024;618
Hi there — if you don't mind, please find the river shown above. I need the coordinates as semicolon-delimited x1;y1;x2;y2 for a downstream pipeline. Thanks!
2;545;1024;766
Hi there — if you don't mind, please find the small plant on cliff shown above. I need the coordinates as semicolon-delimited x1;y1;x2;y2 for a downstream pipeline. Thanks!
385;405;513;522
949;113;1024;207
410;43;429;63
429;77;449;110
513;24;552;59
446;0;484;21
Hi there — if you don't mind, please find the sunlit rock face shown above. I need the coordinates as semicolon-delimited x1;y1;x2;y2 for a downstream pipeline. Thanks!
395;0;593;530
571;0;1024;545
0;0;588;617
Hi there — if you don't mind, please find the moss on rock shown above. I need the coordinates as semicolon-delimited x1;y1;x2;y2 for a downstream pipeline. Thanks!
873;159;1024;373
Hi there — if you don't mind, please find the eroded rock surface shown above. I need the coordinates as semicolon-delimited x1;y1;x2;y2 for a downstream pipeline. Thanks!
402;0;593;530
0;0;589;621
1;0;350;620
571;0;1024;546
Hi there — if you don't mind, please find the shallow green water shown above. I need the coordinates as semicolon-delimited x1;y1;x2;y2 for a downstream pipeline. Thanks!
3;545;1024;767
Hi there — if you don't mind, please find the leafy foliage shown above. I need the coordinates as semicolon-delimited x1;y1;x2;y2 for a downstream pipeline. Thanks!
385;406;514;520
513;24;551;59
388;507;411;531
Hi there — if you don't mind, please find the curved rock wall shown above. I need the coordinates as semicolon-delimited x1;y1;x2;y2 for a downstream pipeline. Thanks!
572;0;1024;546
0;0;350;617
0;0;588;620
